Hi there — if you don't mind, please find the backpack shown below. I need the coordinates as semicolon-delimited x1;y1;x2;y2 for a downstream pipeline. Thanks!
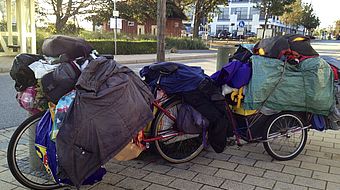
10;53;44;91
253;34;319;64
42;35;93;59
41;62;81;104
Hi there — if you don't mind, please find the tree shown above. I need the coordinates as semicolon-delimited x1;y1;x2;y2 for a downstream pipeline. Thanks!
38;0;96;33
300;3;320;35
256;0;296;38
191;0;227;38
280;0;303;29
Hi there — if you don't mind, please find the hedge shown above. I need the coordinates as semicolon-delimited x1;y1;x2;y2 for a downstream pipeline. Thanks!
166;38;208;50
36;36;208;55
88;40;157;55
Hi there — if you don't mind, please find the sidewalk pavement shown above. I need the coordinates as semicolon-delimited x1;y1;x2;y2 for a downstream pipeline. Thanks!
0;50;217;73
1;126;340;190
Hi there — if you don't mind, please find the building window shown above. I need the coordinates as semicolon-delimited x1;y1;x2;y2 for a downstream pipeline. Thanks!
249;7;260;16
218;8;229;20
128;21;134;27
231;7;248;20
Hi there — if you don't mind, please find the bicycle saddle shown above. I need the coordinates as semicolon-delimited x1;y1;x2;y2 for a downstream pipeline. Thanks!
149;62;179;74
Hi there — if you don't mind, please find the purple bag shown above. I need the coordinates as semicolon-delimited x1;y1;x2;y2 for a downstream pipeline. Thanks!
176;104;209;134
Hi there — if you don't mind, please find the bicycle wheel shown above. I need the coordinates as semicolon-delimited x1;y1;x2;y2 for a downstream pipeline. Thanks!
152;97;204;163
263;113;308;161
7;112;61;189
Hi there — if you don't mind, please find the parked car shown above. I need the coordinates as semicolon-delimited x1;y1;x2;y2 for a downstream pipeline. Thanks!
217;30;231;39
244;32;256;38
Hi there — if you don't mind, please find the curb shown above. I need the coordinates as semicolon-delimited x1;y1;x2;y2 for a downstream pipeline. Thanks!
0;68;10;73
117;54;217;64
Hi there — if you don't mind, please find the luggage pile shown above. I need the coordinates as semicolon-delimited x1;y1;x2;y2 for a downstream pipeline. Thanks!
211;34;340;132
10;35;154;187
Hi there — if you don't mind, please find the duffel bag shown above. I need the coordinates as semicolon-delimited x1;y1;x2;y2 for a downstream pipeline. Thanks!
42;35;93;59
10;53;44;91
41;62;81;104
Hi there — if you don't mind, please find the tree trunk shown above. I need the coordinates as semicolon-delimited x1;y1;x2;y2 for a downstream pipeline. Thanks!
262;15;268;39
55;17;68;33
193;0;203;38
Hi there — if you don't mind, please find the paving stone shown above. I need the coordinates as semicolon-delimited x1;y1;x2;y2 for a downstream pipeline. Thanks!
143;163;172;174
294;176;326;189
104;162;127;173
305;150;332;159
235;164;265;177
313;171;340;183
243;175;275;189
0;171;17;183
310;140;334;148
90;183;124;190
317;158;340;167
101;172;125;185
0;180;20;190
118;167;150;179
117;159;150;169
335;143;340;149
223;148;249;157
246;152;273;162
145;184;175;190
263;170;295;183
208;160;238;170
143;172;175;185
283;166;313;177
300;162;329;173
295;154;317;163
304;144;321;151
238;144;266;154
272;159;301;167
192;173;224;187
220;179;255;190
214;169;246;182
188;164;218;176
313;132;335;139
165;162;194;170
166;168;197;180
326;182;340;190
273;181;308;190
323;137;340;144
116;177;151;190
321;147;340;155
254;161;284;172
203;152;230;161
329;166;340;175
228;156;256;166
331;153;340;161
200;185;223;190
169;178;202;190
255;187;270;190
191;156;213;165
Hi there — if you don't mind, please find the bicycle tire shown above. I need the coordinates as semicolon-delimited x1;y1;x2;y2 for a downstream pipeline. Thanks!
7;112;61;190
152;97;204;163
262;112;308;161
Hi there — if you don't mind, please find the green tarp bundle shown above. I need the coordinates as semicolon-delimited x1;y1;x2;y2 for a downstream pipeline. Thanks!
244;55;334;116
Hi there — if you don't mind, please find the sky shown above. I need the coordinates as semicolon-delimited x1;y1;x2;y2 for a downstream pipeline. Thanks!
302;0;340;28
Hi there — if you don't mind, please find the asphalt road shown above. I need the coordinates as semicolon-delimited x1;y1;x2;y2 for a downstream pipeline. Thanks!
0;40;339;130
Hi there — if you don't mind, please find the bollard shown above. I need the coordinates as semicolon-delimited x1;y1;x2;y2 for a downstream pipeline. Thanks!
216;46;236;71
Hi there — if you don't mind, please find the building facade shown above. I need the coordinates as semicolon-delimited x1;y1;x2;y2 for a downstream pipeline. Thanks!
208;0;303;38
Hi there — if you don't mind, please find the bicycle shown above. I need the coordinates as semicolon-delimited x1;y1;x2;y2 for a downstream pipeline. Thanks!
7;64;203;189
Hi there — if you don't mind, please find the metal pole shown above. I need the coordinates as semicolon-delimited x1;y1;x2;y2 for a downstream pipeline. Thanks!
216;45;236;71
114;0;117;55
157;0;166;62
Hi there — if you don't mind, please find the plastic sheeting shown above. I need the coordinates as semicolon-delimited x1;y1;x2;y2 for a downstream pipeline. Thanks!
244;56;334;116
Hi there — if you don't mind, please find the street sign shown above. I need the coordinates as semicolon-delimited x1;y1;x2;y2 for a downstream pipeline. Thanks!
113;10;119;17
110;18;122;29
238;20;245;28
